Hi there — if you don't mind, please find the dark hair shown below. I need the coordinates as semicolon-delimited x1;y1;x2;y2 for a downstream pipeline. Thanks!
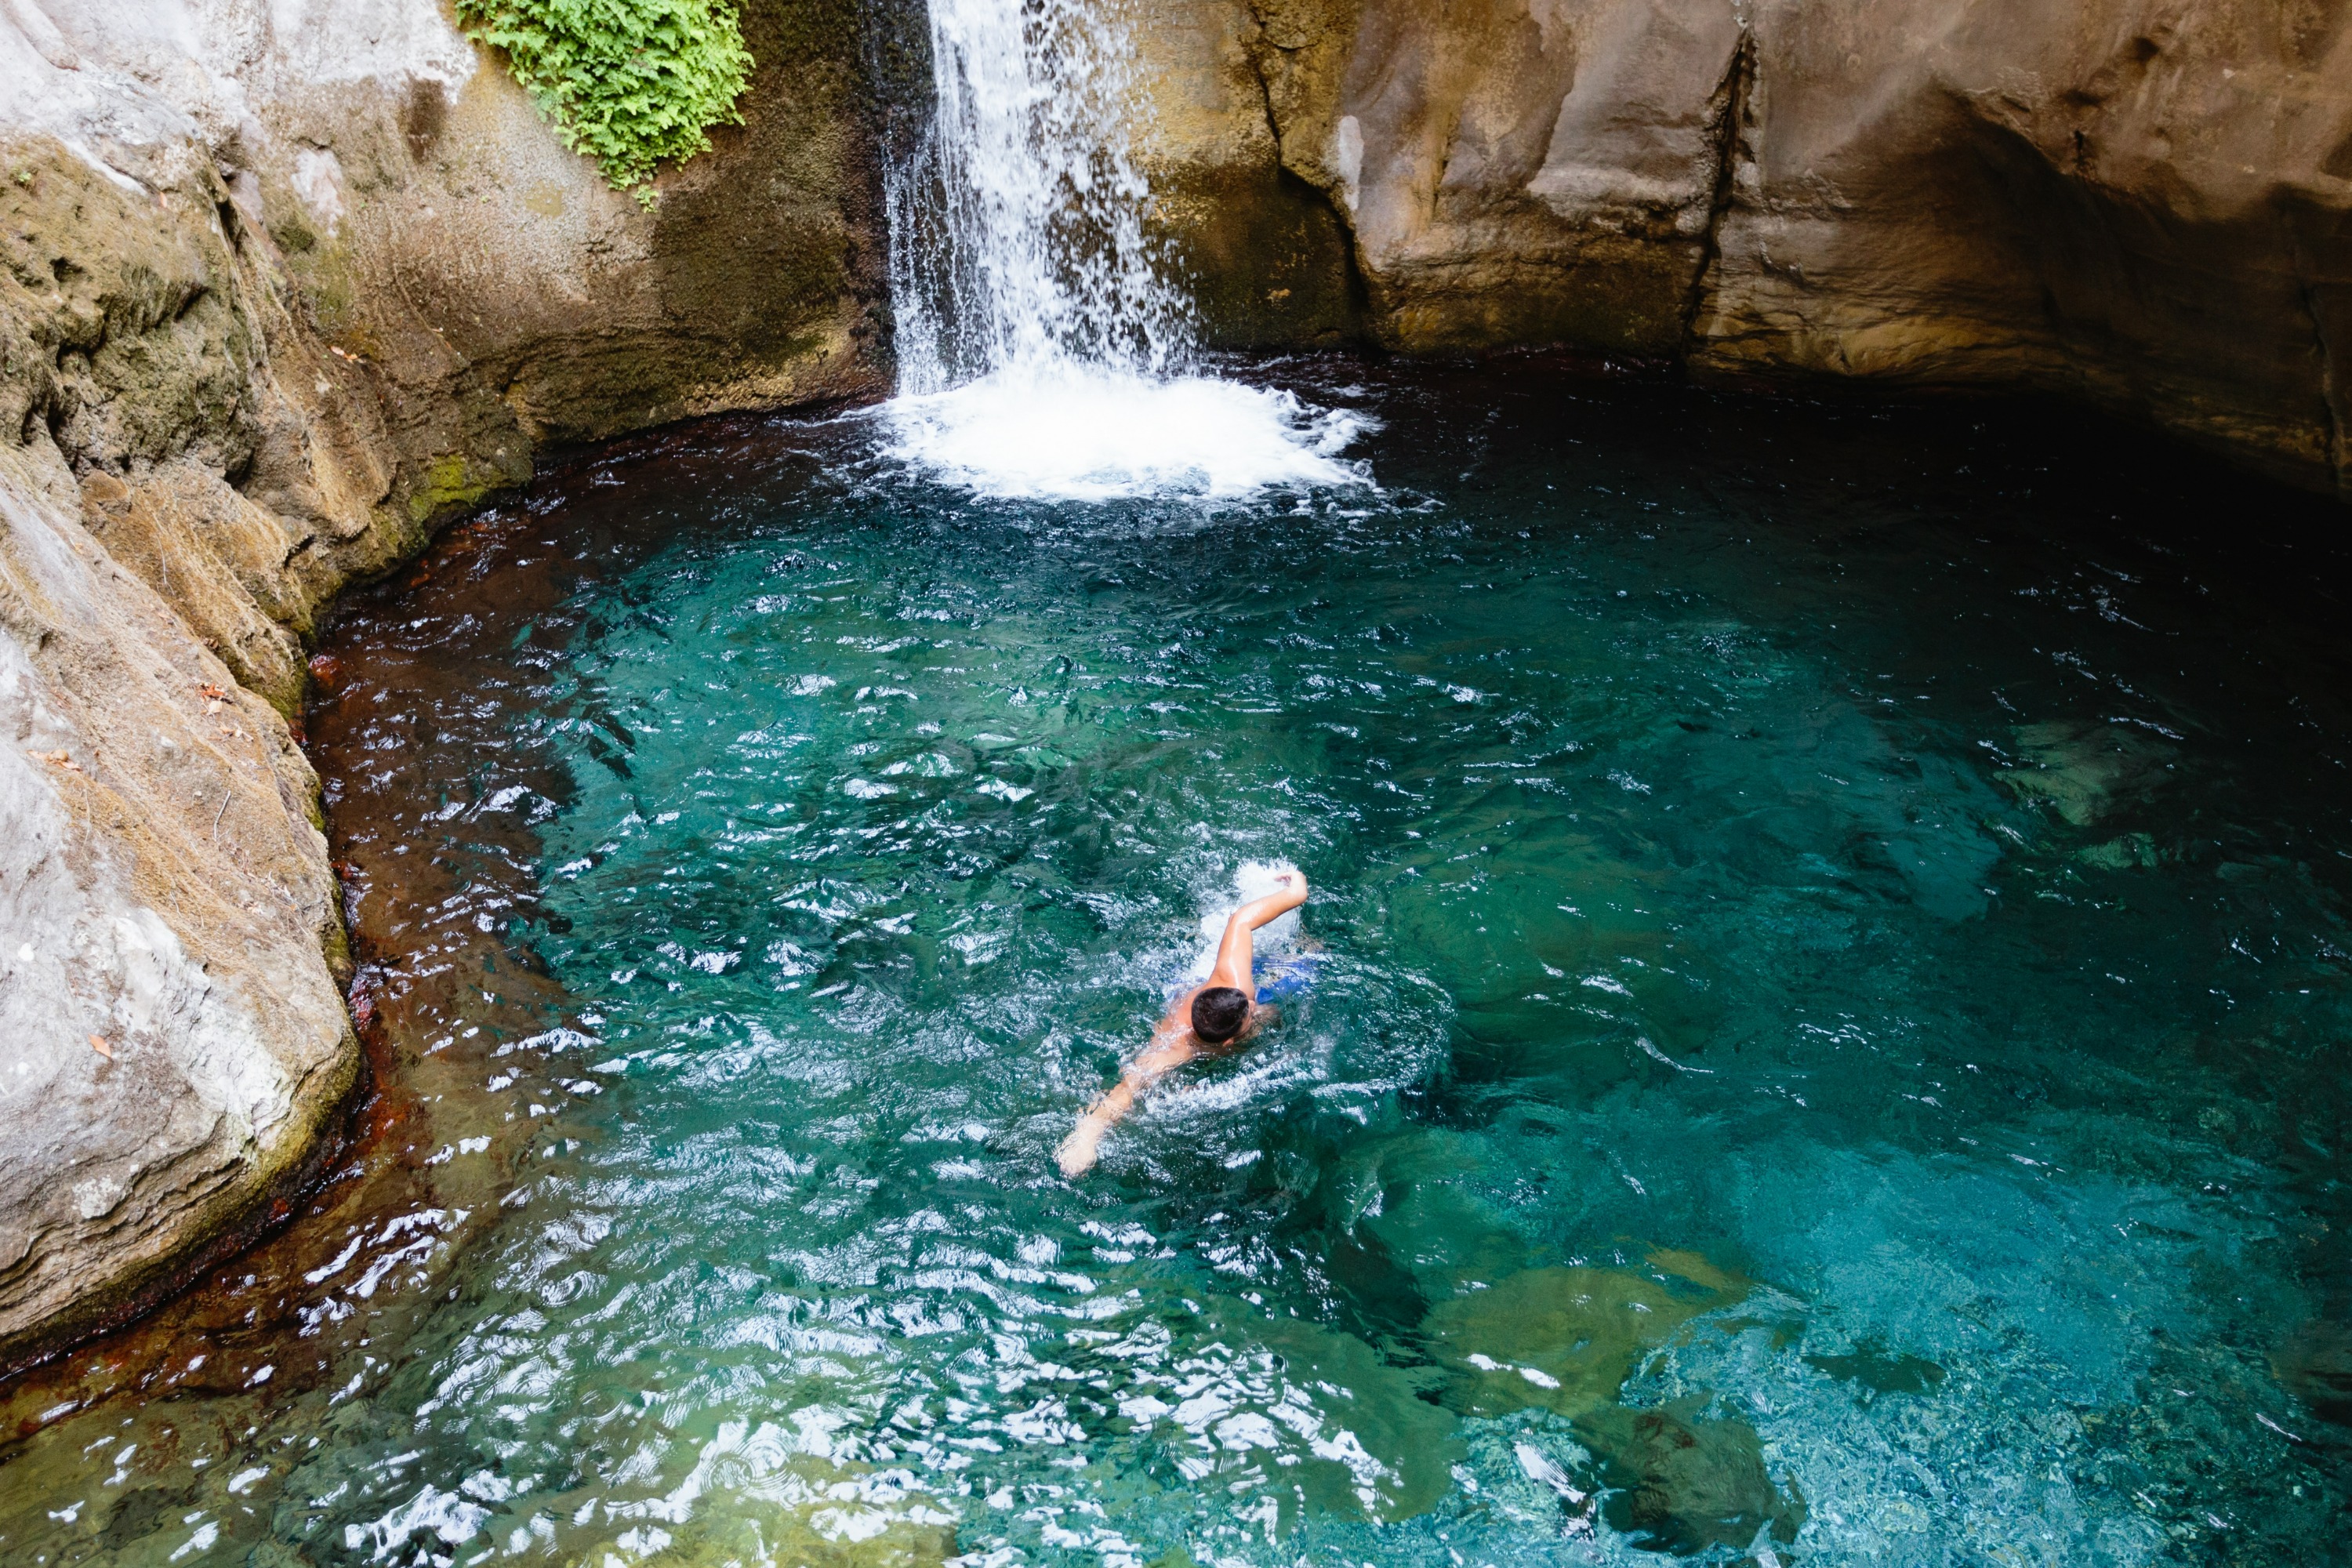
1191;986;1250;1044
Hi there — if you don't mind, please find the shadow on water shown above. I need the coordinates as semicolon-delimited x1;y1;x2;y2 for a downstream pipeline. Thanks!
2;354;2348;1567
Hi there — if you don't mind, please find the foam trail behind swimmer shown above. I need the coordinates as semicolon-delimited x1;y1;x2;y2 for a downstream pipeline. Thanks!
1185;859;1303;980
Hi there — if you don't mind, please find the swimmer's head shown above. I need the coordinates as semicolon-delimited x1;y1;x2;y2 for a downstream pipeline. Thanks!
1191;986;1250;1044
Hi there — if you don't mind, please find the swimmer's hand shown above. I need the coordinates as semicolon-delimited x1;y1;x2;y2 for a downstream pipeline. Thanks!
1058;1116;1105;1178
1229;870;1307;935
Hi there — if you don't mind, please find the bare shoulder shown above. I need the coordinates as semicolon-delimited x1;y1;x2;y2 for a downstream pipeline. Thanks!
1132;987;1200;1063
1162;983;1206;1032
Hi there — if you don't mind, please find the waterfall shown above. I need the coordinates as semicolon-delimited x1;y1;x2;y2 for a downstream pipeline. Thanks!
883;0;1368;502
885;0;1188;393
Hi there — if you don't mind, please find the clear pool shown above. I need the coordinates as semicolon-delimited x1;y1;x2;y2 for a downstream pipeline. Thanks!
2;356;2347;1568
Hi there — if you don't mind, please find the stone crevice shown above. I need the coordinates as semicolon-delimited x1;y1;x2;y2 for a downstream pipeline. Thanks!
1681;27;1757;354
2293;270;2347;495
1237;15;1378;341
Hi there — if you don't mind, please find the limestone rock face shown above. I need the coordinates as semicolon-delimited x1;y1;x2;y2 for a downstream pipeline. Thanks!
1132;0;2352;497
1122;0;1368;347
0;0;884;1368
0;441;354;1367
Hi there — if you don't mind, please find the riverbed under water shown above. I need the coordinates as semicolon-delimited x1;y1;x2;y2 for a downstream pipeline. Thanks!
3;355;2348;1567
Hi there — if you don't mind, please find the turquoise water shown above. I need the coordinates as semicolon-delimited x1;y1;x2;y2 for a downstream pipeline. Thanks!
4;358;2349;1566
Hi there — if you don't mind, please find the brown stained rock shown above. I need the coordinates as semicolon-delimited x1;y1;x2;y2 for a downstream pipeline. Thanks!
78;467;312;713
1581;1397;1806;1556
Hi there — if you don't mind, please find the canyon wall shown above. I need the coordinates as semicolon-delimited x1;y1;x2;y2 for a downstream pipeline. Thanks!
0;0;881;1370
1132;0;2352;498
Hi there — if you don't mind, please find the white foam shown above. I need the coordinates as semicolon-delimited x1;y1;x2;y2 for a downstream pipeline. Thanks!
1183;858;1305;980
885;362;1371;503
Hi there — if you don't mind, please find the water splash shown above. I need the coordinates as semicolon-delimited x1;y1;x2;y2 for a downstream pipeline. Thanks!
884;0;1368;499
1184;858;1305;978
885;361;1368;501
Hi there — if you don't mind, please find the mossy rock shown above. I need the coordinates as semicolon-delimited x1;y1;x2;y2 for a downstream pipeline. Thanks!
407;448;523;527
1581;1396;1806;1557
562;1490;957;1568
1422;1254;1745;1421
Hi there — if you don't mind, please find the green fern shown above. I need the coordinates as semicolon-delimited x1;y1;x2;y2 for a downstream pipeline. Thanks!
456;0;755;193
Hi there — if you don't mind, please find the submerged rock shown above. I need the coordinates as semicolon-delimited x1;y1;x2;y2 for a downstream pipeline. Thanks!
2273;1319;2352;1428
1581;1396;1807;1558
1997;718;2174;827
558;1472;960;1568
1421;1254;1805;1554
1425;1264;1707;1420
1802;1335;1950;1399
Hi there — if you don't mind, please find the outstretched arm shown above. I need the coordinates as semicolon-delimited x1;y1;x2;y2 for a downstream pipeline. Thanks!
1207;870;1308;993
1058;1008;1196;1177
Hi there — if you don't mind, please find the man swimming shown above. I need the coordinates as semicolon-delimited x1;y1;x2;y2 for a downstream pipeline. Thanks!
1057;869;1309;1178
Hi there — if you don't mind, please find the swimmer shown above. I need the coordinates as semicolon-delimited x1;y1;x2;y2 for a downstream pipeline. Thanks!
1057;869;1309;1178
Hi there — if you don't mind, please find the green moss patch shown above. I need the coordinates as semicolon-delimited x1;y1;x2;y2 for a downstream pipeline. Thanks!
408;450;508;525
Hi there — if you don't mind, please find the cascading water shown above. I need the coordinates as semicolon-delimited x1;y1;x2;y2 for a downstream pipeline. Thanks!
883;0;1369;500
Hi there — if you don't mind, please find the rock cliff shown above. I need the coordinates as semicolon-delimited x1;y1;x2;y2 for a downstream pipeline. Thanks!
1130;0;2352;498
0;0;882;1370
